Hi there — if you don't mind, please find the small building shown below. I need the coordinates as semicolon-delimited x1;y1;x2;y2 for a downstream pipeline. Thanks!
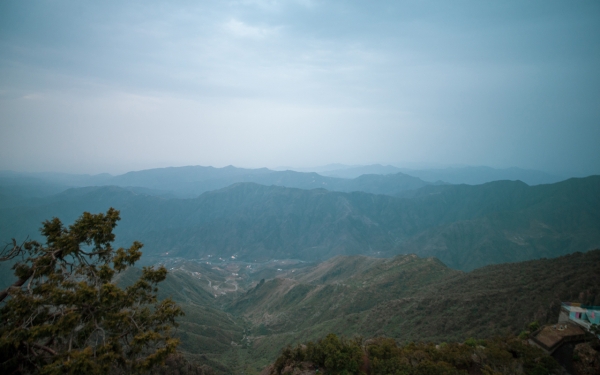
559;302;600;330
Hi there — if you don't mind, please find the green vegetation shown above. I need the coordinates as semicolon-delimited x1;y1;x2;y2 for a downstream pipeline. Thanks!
270;334;561;375
228;250;600;339
65;247;594;373
3;233;598;373
2;176;599;271
2;171;600;374
273;334;363;375
0;209;183;374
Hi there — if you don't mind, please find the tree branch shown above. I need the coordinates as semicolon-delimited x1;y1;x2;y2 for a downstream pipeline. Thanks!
30;342;58;356
0;239;23;261
0;275;31;303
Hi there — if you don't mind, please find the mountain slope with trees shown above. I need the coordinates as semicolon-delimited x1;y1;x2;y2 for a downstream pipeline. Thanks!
1;176;599;271
147;249;600;373
221;250;600;373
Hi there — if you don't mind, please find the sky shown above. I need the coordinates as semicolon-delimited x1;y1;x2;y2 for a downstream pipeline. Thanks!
0;0;599;176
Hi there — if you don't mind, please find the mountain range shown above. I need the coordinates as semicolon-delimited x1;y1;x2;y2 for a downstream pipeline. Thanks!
0;166;435;200
283;164;565;185
0;164;568;202
2;165;599;374
1;175;598;271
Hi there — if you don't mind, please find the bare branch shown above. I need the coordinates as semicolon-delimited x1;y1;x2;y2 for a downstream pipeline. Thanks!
0;274;32;303
30;342;58;356
26;268;37;292
0;238;23;261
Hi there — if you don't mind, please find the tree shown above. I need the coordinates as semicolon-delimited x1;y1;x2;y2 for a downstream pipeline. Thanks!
0;208;183;374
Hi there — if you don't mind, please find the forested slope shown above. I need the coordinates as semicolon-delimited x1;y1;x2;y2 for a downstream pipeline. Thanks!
1;176;599;271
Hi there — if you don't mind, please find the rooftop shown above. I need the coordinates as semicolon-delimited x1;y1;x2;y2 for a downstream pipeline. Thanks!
531;323;585;353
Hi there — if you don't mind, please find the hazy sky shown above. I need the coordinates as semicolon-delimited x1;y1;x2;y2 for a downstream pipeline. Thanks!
1;1;599;175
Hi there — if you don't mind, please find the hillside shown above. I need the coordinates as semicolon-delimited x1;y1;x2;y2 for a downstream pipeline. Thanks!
228;251;600;339
155;250;600;373
1;176;599;271
227;255;456;333
268;334;564;375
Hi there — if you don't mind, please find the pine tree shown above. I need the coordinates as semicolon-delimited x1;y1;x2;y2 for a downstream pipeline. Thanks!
0;208;183;374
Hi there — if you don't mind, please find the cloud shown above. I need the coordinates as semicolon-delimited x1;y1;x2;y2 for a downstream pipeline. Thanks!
232;0;315;11
224;19;277;39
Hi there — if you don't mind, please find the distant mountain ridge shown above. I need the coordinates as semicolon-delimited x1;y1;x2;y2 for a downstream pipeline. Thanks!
109;166;434;198
313;164;404;179
305;164;564;185
1;176;598;271
398;165;565;186
0;163;567;202
0;166;434;199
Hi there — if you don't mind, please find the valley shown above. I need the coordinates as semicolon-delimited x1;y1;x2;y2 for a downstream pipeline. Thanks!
136;250;600;373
